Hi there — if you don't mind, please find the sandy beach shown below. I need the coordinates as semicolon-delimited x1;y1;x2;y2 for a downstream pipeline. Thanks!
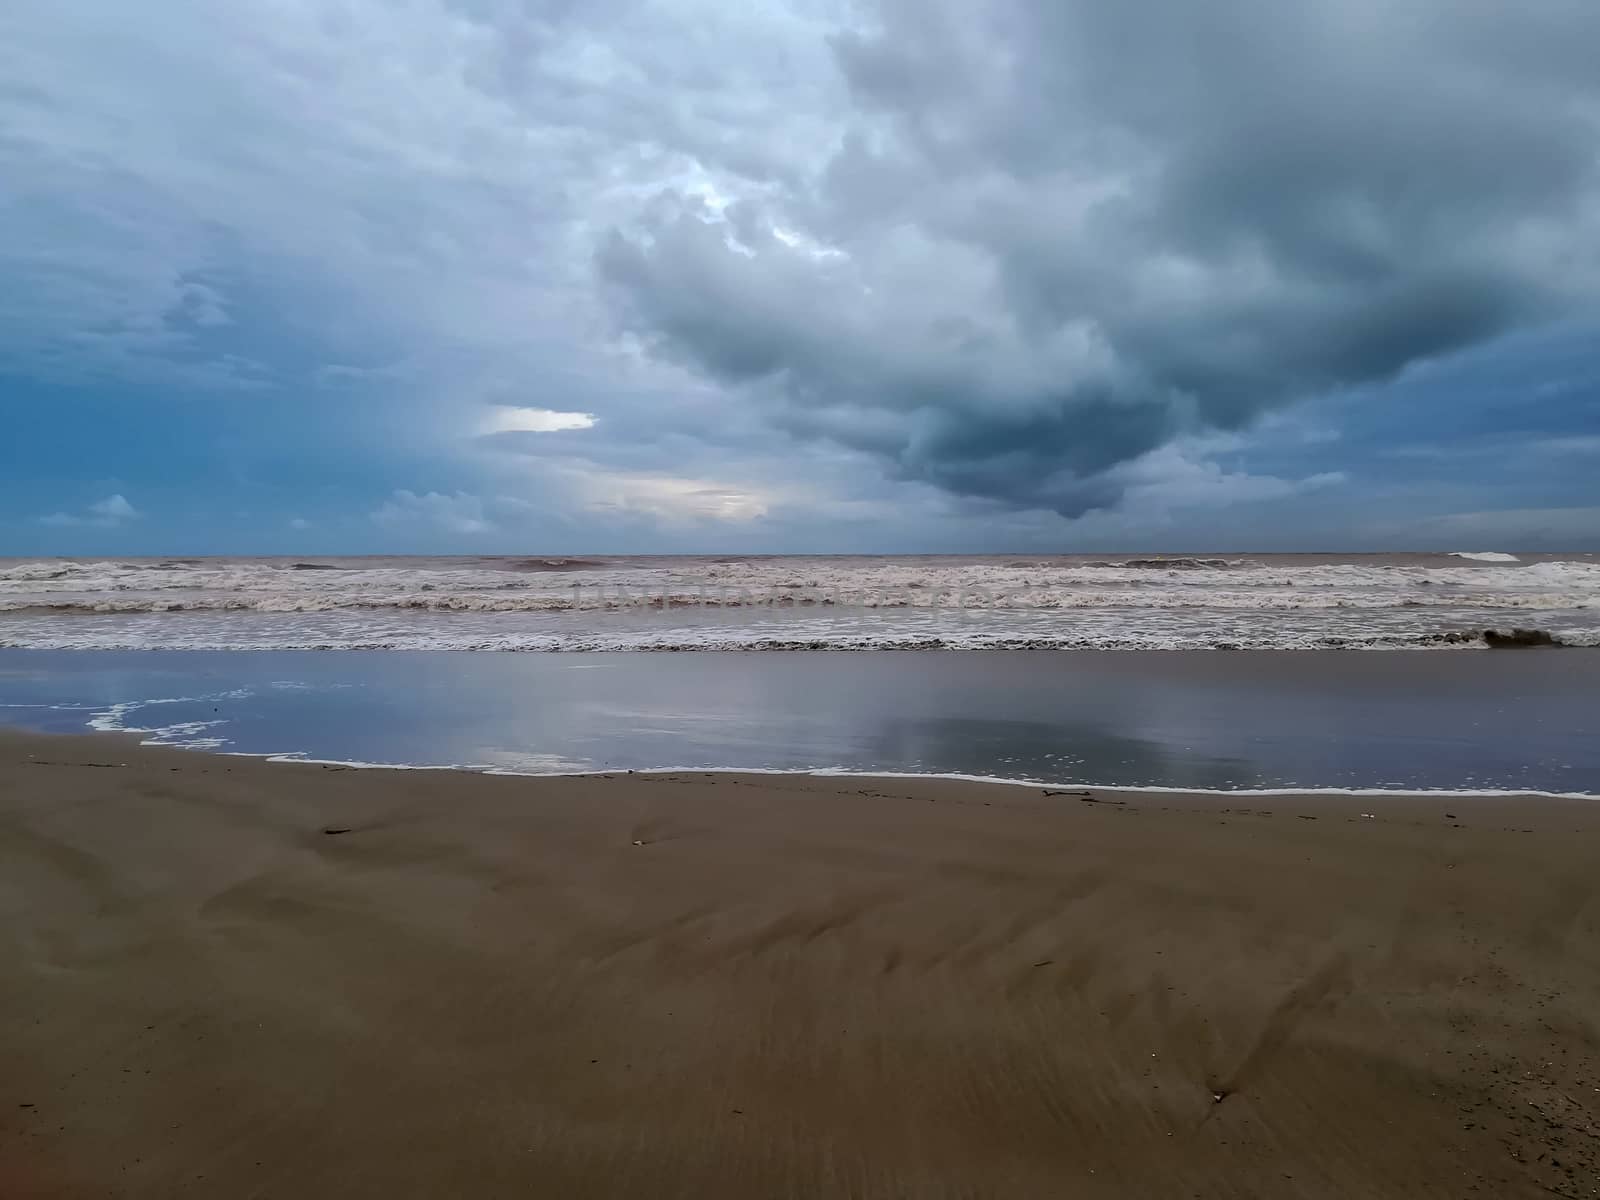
2;729;1597;1198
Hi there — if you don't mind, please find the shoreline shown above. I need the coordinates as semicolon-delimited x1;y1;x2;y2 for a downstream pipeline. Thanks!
4;727;1598;1197
22;725;1600;800
9;646;1600;795
9;634;1600;651
122;756;1600;803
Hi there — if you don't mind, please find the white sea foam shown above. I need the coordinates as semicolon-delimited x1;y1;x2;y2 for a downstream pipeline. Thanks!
170;756;1600;801
3;553;1597;650
72;702;1600;798
85;693;244;750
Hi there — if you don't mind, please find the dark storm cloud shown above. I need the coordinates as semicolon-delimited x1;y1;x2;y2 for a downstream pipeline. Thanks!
601;0;1600;515
7;0;1599;552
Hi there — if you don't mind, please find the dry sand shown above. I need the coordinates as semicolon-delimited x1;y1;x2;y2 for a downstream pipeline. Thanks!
1;729;1597;1198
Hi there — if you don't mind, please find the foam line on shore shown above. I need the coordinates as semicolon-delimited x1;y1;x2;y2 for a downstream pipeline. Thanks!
47;701;1600;799
237;751;1599;801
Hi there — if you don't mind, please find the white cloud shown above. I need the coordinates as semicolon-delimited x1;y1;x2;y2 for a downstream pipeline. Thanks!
39;493;141;528
1529;436;1600;457
479;406;597;435
288;517;311;530
371;491;493;535
0;0;838;398
369;490;543;537
1412;506;1600;547
1104;443;1346;518
563;466;776;523
91;494;138;521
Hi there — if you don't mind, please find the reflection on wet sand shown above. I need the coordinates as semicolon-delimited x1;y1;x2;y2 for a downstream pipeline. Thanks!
1;648;1597;792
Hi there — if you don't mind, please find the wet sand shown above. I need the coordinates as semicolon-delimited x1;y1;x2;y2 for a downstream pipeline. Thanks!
1;729;1597;1198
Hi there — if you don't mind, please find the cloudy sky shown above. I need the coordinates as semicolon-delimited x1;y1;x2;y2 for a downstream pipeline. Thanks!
3;0;1598;554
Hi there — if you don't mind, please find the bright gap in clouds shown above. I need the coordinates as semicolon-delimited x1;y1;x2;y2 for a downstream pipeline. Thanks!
480;407;597;435
567;468;776;523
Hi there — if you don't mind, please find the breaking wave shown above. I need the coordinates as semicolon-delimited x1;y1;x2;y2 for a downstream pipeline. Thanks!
4;611;1597;653
3;553;1597;652
1087;556;1242;569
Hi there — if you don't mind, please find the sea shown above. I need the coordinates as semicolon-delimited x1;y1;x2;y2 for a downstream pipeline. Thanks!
3;551;1598;794
4;551;1599;651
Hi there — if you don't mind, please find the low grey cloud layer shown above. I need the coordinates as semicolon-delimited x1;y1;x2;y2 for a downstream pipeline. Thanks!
601;0;1600;514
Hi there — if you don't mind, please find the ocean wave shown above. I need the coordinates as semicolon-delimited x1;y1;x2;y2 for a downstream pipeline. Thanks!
1449;551;1521;563
6;623;1596;653
8;557;1597;600
5;585;1597;615
4;555;1598;653
1086;556;1242;569
505;557;613;572
5;555;1598;583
